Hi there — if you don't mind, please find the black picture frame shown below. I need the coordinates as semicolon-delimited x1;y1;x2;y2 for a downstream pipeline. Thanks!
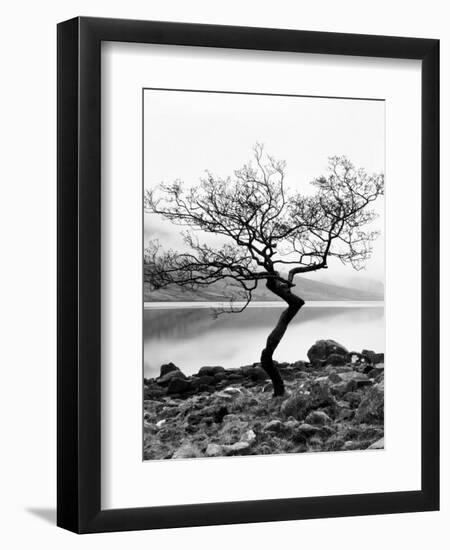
57;16;439;534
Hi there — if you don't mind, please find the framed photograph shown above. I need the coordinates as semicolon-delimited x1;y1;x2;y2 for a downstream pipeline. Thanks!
57;17;439;533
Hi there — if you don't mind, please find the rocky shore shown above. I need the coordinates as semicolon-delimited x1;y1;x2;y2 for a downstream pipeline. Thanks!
143;340;384;460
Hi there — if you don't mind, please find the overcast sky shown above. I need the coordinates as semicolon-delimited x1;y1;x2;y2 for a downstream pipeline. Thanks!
143;89;385;289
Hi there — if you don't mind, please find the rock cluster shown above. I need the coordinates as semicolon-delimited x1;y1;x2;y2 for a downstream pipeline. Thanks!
143;340;384;460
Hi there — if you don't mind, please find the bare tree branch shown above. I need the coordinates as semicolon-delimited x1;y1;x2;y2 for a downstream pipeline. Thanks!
144;146;384;395
144;147;383;306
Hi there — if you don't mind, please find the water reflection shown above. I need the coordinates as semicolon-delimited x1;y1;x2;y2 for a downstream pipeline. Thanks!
143;304;384;378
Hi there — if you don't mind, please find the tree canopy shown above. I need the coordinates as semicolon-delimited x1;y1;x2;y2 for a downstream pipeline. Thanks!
144;144;384;311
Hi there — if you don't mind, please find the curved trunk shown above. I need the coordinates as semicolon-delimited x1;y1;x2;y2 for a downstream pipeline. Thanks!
260;278;304;396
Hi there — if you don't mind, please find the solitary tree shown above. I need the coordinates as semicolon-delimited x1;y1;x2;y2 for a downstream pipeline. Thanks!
144;145;384;396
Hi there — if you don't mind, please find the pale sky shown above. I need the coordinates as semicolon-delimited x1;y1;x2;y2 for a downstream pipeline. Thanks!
143;89;385;289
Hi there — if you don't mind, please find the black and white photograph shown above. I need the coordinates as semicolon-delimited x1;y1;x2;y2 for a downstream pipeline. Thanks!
142;89;385;460
0;2;442;542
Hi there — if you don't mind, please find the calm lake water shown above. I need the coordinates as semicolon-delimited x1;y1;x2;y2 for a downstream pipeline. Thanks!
143;302;384;378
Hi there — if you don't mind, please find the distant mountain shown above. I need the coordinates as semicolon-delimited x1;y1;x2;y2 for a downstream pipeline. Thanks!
143;266;384;302
305;273;385;296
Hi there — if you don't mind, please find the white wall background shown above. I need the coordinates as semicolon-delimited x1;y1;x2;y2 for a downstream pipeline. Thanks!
0;1;447;548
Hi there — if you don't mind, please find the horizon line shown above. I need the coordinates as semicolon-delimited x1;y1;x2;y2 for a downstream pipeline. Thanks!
144;300;384;310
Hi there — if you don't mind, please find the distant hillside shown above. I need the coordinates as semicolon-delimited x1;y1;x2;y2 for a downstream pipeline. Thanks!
143;266;383;302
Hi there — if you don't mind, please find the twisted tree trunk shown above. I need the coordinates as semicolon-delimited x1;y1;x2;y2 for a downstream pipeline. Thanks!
260;278;305;396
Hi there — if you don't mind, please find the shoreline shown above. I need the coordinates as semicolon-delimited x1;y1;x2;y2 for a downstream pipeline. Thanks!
144;300;385;310
143;342;385;460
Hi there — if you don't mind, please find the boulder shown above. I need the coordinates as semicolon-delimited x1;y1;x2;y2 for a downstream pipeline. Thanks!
281;381;336;420
206;429;256;457
166;377;192;395
367;364;384;379
344;391;363;408
249;367;269;382
281;392;307;419
239;365;255;376
361;349;376;360
198;366;225;377
241;429;256;444
373;353;384;365
157;369;187;386
328;372;344;384
317;424;336;438
160;404;179;419
221;387;242;396
222;441;251;455
326;353;346;366
215;391;235;400
284;420;300;431
310;380;337;405
368;437;385;449
223;431;256;455
227;373;245;382
329;371;372;392
296;423;320;437
159;362;180;377
144;383;167;399
240;365;268;381
263;420;285;433
337;408;354;421
190;375;215;389
172;442;202;459
354;382;384;424
307;340;348;366
361;350;384;364
349;352;363;364
305;410;331;426
205;443;223;457
291;360;309;370
341;440;363;451
329;381;350;397
325;365;353;375
219;419;249;444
